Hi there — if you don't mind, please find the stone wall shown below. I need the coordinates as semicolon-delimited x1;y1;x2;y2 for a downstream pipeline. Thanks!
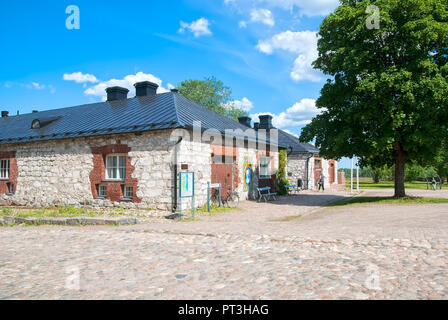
0;131;179;210
286;154;314;189
0;129;279;211
175;131;212;211
286;154;337;190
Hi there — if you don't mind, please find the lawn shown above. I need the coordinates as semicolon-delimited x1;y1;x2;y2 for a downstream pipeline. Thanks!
332;196;448;207
345;177;447;190
0;206;126;218
195;204;237;216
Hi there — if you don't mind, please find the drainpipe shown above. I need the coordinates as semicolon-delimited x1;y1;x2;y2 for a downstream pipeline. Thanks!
305;154;313;190
172;137;183;212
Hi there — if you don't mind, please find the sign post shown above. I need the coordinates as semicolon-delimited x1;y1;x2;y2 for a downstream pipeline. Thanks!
178;172;195;219
207;182;222;212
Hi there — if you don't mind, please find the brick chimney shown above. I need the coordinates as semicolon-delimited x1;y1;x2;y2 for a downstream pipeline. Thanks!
258;114;273;129
238;116;251;127
106;86;129;101
134;81;159;97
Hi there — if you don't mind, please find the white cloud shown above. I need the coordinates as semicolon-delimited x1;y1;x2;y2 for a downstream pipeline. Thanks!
83;72;170;100
5;81;54;93
238;20;247;28
225;0;338;17
251;98;321;129
63;72;99;83
32;82;45;90
257;30;321;82
178;18;212;37
228;97;254;112
243;8;275;27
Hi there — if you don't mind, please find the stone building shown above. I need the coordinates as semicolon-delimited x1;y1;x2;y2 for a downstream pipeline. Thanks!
278;129;338;190
0;82;281;211
242;114;338;190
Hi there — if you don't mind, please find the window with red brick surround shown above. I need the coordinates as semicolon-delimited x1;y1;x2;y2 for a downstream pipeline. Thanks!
89;144;141;203
0;151;18;195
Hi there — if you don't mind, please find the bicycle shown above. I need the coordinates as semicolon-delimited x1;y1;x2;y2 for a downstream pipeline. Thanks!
211;188;240;208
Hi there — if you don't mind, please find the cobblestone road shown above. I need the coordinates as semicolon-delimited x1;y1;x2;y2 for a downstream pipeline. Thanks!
1;189;448;299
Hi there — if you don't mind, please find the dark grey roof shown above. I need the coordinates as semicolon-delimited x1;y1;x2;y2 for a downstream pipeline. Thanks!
277;129;319;154
0;92;283;147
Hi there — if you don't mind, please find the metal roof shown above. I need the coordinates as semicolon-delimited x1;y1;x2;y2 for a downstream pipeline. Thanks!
0;92;284;147
277;129;319;154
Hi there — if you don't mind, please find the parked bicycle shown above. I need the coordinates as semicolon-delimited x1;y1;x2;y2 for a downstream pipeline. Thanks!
211;188;240;208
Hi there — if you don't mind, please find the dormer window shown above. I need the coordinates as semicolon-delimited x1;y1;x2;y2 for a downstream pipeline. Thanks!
31;119;40;129
30;116;61;129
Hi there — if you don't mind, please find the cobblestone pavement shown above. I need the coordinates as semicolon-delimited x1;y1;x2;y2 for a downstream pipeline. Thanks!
1;189;448;299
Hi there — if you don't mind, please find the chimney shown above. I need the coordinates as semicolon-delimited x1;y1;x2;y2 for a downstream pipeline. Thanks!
1;111;9;118
253;122;260;130
134;81;158;97
238;116;251;127
259;114;273;129
170;88;179;93
106;86;129;101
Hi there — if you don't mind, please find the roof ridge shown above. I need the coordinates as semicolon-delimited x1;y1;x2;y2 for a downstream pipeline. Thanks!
171;92;186;128
0;92;174;120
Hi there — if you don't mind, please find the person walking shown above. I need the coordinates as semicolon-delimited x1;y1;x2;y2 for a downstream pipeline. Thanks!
318;174;325;191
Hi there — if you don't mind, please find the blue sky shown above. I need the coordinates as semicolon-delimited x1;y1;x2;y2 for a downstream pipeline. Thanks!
0;0;351;167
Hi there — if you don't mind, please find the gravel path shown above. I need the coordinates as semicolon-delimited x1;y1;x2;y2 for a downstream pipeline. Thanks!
1;189;447;299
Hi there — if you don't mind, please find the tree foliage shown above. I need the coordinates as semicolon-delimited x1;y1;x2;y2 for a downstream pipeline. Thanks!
276;149;290;195
177;76;248;121
300;0;448;197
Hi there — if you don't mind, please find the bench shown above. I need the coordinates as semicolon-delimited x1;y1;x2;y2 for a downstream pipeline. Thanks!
284;184;298;195
257;187;277;202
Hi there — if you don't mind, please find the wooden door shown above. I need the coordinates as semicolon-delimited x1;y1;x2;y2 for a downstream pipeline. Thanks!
314;157;322;187
328;160;335;184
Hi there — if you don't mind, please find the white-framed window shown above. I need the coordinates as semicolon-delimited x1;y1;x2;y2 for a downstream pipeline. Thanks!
123;186;133;199
259;156;271;179
98;185;107;198
0;159;10;179
105;155;126;180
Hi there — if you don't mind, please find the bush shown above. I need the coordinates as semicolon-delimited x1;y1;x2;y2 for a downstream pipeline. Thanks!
276;149;290;196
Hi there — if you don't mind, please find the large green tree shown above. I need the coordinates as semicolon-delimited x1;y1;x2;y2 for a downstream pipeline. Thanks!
177;76;248;121
300;0;448;197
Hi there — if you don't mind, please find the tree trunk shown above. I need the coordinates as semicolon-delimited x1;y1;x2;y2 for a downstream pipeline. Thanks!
373;172;380;183
393;142;406;197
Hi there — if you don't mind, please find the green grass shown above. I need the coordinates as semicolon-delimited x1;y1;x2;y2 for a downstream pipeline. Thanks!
274;214;302;222
195;204;237;216
345;177;447;190
0;206;124;218
332;196;448;207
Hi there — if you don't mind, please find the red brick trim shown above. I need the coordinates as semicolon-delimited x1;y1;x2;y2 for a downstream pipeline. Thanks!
0;151;18;195
89;144;141;203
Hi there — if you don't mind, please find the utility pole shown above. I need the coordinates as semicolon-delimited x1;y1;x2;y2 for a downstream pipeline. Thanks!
356;157;360;193
351;157;354;193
